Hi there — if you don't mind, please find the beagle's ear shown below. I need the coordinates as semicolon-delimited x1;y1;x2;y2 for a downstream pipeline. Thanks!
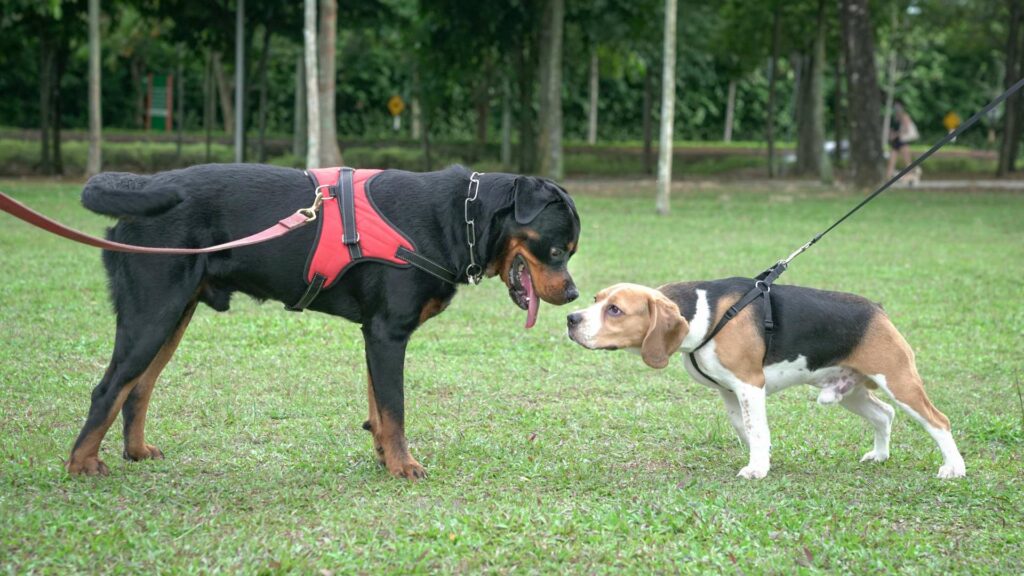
514;177;561;224
641;295;685;369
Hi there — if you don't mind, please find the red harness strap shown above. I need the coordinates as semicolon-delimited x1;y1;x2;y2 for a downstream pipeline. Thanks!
305;167;414;285
290;167;453;310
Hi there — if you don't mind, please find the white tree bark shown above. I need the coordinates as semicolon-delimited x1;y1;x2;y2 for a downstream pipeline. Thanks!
723;78;736;142
318;0;342;166
587;49;599;145
655;0;677;215
87;0;102;176
304;0;320;168
234;0;244;163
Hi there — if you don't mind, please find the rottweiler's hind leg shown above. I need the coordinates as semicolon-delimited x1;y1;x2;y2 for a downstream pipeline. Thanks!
120;298;198;462
67;282;200;476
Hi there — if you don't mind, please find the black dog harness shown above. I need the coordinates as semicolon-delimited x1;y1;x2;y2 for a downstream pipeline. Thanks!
687;263;787;388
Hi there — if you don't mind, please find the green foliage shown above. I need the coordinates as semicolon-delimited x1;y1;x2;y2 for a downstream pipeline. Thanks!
0;0;1016;157
1;180;1022;572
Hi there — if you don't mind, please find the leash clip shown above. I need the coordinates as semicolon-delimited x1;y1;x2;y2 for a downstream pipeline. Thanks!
298;188;327;223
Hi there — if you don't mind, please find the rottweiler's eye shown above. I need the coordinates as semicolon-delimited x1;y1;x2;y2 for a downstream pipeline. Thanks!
606;304;623;317
550;247;565;259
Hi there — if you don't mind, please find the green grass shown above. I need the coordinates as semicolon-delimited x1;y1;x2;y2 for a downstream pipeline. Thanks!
1;178;1022;574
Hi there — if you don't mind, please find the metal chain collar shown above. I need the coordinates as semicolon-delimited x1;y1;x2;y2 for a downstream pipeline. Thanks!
464;172;484;284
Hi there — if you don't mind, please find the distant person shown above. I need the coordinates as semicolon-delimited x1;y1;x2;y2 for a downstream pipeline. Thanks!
886;99;921;182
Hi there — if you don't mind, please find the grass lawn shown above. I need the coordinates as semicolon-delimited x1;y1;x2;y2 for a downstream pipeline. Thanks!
1;177;1022;574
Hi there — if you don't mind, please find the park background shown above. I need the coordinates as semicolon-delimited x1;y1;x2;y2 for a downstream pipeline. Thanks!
1;0;1023;573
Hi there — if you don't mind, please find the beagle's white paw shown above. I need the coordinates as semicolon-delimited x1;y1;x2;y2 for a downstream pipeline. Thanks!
937;462;966;479
860;450;890;463
737;464;769;480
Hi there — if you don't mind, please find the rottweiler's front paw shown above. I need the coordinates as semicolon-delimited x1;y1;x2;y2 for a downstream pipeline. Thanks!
66;456;110;476
386;455;426;480
123;444;165;462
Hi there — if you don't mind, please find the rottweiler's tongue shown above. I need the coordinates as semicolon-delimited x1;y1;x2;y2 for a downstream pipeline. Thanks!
521;266;538;329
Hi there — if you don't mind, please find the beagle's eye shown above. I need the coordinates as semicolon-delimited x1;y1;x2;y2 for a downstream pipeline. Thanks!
606;304;623;317
550;247;565;259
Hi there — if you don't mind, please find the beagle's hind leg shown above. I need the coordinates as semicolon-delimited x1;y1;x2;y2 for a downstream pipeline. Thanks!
838;383;895;463
844;315;965;478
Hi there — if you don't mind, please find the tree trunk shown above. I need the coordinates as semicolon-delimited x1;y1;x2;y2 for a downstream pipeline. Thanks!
795;0;826;178
304;0;321;168
999;0;1022;176
880;2;899;152
131;56;145;129
642;64;654;175
517;42;536;173
410;95;421;140
39;35;53;174
204;50;213;162
476;74;490;145
587;48;599;145
536;0;565;179
501;75;512;168
212;52;235;137
52;37;69;175
234;0;245;163
655;0;677;215
176;48;184;160
294;52;307;159
723;78;736;142
765;8;782;179
318;0;343;166
840;0;885;187
87;0;102;176
413;67;432;171
833;39;845;168
257;24;273;163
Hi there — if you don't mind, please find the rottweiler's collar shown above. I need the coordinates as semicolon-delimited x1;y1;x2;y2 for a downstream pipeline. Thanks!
463;171;485;285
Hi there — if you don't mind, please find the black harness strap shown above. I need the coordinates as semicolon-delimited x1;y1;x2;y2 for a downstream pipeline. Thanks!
687;262;787;387
395;246;459;285
287;273;327;312
339;167;362;260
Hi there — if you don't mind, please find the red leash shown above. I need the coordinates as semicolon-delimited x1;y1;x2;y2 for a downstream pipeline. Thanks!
0;189;317;255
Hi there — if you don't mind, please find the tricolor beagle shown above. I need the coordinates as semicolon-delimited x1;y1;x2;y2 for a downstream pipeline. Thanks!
566;280;965;480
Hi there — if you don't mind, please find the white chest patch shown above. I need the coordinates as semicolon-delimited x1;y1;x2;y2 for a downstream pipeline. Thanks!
680;289;710;351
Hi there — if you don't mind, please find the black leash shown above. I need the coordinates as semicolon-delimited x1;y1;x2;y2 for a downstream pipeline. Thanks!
688;76;1024;386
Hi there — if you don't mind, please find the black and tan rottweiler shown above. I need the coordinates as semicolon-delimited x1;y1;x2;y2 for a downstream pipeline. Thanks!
68;164;580;479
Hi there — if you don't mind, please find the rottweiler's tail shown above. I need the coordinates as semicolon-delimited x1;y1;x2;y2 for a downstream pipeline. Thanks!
81;172;185;218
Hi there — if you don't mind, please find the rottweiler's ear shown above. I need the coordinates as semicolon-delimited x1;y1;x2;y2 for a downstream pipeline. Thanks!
514;177;560;224
641;296;685;369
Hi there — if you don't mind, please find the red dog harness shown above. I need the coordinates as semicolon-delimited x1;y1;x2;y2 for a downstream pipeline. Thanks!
289;167;457;310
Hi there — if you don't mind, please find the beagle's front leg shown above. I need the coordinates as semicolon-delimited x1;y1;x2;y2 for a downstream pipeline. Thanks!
731;383;771;479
